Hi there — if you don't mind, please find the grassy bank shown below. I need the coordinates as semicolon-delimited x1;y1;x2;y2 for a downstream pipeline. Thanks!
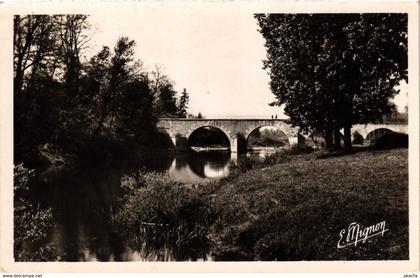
113;148;408;261
205;148;408;260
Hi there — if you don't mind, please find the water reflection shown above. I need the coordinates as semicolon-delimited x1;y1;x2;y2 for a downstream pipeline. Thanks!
169;151;231;183
39;169;125;261
246;148;277;160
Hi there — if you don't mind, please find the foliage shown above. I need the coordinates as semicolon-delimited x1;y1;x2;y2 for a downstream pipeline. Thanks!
14;15;190;167
14;164;60;261
383;110;408;123
112;171;216;260
149;65;188;118
157;83;178;117
176;89;190;118
247;127;289;147
255;14;408;152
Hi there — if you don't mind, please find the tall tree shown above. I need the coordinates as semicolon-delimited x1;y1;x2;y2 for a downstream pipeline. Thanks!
93;37;144;133
86;36;156;143
149;66;180;117
14;15;58;95
158;82;178;117
176;88;189;118
55;15;91;94
14;15;64;162
114;78;156;142
256;14;407;152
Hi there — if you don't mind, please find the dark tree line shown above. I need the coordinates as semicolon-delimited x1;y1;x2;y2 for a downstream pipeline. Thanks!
14;15;189;166
256;13;408;152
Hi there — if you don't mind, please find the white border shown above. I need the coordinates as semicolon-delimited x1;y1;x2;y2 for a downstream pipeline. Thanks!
0;1;418;273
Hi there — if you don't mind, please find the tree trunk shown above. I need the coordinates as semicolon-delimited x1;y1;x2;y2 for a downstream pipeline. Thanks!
324;128;334;150
343;124;352;153
14;72;23;95
333;128;342;150
14;56;24;95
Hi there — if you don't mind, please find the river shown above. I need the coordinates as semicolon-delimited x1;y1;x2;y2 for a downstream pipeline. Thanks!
29;149;275;261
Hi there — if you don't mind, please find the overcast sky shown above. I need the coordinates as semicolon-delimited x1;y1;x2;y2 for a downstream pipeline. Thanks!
86;11;408;118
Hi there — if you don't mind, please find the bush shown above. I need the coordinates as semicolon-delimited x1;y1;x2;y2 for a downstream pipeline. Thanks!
14;164;60;261
116;172;215;227
285;143;314;155
112;171;216;260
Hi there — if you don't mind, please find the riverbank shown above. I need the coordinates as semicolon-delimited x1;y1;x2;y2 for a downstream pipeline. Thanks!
204;148;408;260
112;147;408;261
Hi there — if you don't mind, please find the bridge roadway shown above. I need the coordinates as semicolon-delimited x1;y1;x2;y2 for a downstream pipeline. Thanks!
156;118;408;153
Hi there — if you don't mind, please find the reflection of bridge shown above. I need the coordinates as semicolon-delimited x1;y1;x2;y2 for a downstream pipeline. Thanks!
157;118;408;153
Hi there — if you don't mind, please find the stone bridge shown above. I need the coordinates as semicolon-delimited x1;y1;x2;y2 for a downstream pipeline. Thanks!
350;123;408;141
157;118;408;153
157;118;300;153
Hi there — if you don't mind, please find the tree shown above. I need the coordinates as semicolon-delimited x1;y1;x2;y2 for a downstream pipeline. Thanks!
14;15;64;162
13;15;188;166
55;15;92;94
176;88;189;118
158;82;178;117
92;37;144;133
114;79;156;142
14;15;59;95
14;15;92;95
92;38;157;144
149;66;180;117
85;36;158;144
256;14;407;152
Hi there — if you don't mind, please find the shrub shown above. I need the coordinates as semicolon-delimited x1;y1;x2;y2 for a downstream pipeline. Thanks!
116;172;215;227
14;164;60;261
285;143;314;155
112;171;216;260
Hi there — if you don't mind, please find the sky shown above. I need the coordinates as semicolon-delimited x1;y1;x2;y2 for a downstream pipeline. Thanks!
86;10;408;118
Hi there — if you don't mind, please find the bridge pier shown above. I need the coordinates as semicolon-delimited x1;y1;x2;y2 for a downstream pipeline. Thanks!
230;152;238;162
170;136;189;152
230;136;239;153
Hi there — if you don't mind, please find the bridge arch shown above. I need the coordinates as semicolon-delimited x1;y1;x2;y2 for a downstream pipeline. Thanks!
155;130;176;149
185;125;232;142
186;126;231;150
245;125;291;149
365;128;394;143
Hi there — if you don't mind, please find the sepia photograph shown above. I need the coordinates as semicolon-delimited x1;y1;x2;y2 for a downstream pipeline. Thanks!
0;1;419;273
